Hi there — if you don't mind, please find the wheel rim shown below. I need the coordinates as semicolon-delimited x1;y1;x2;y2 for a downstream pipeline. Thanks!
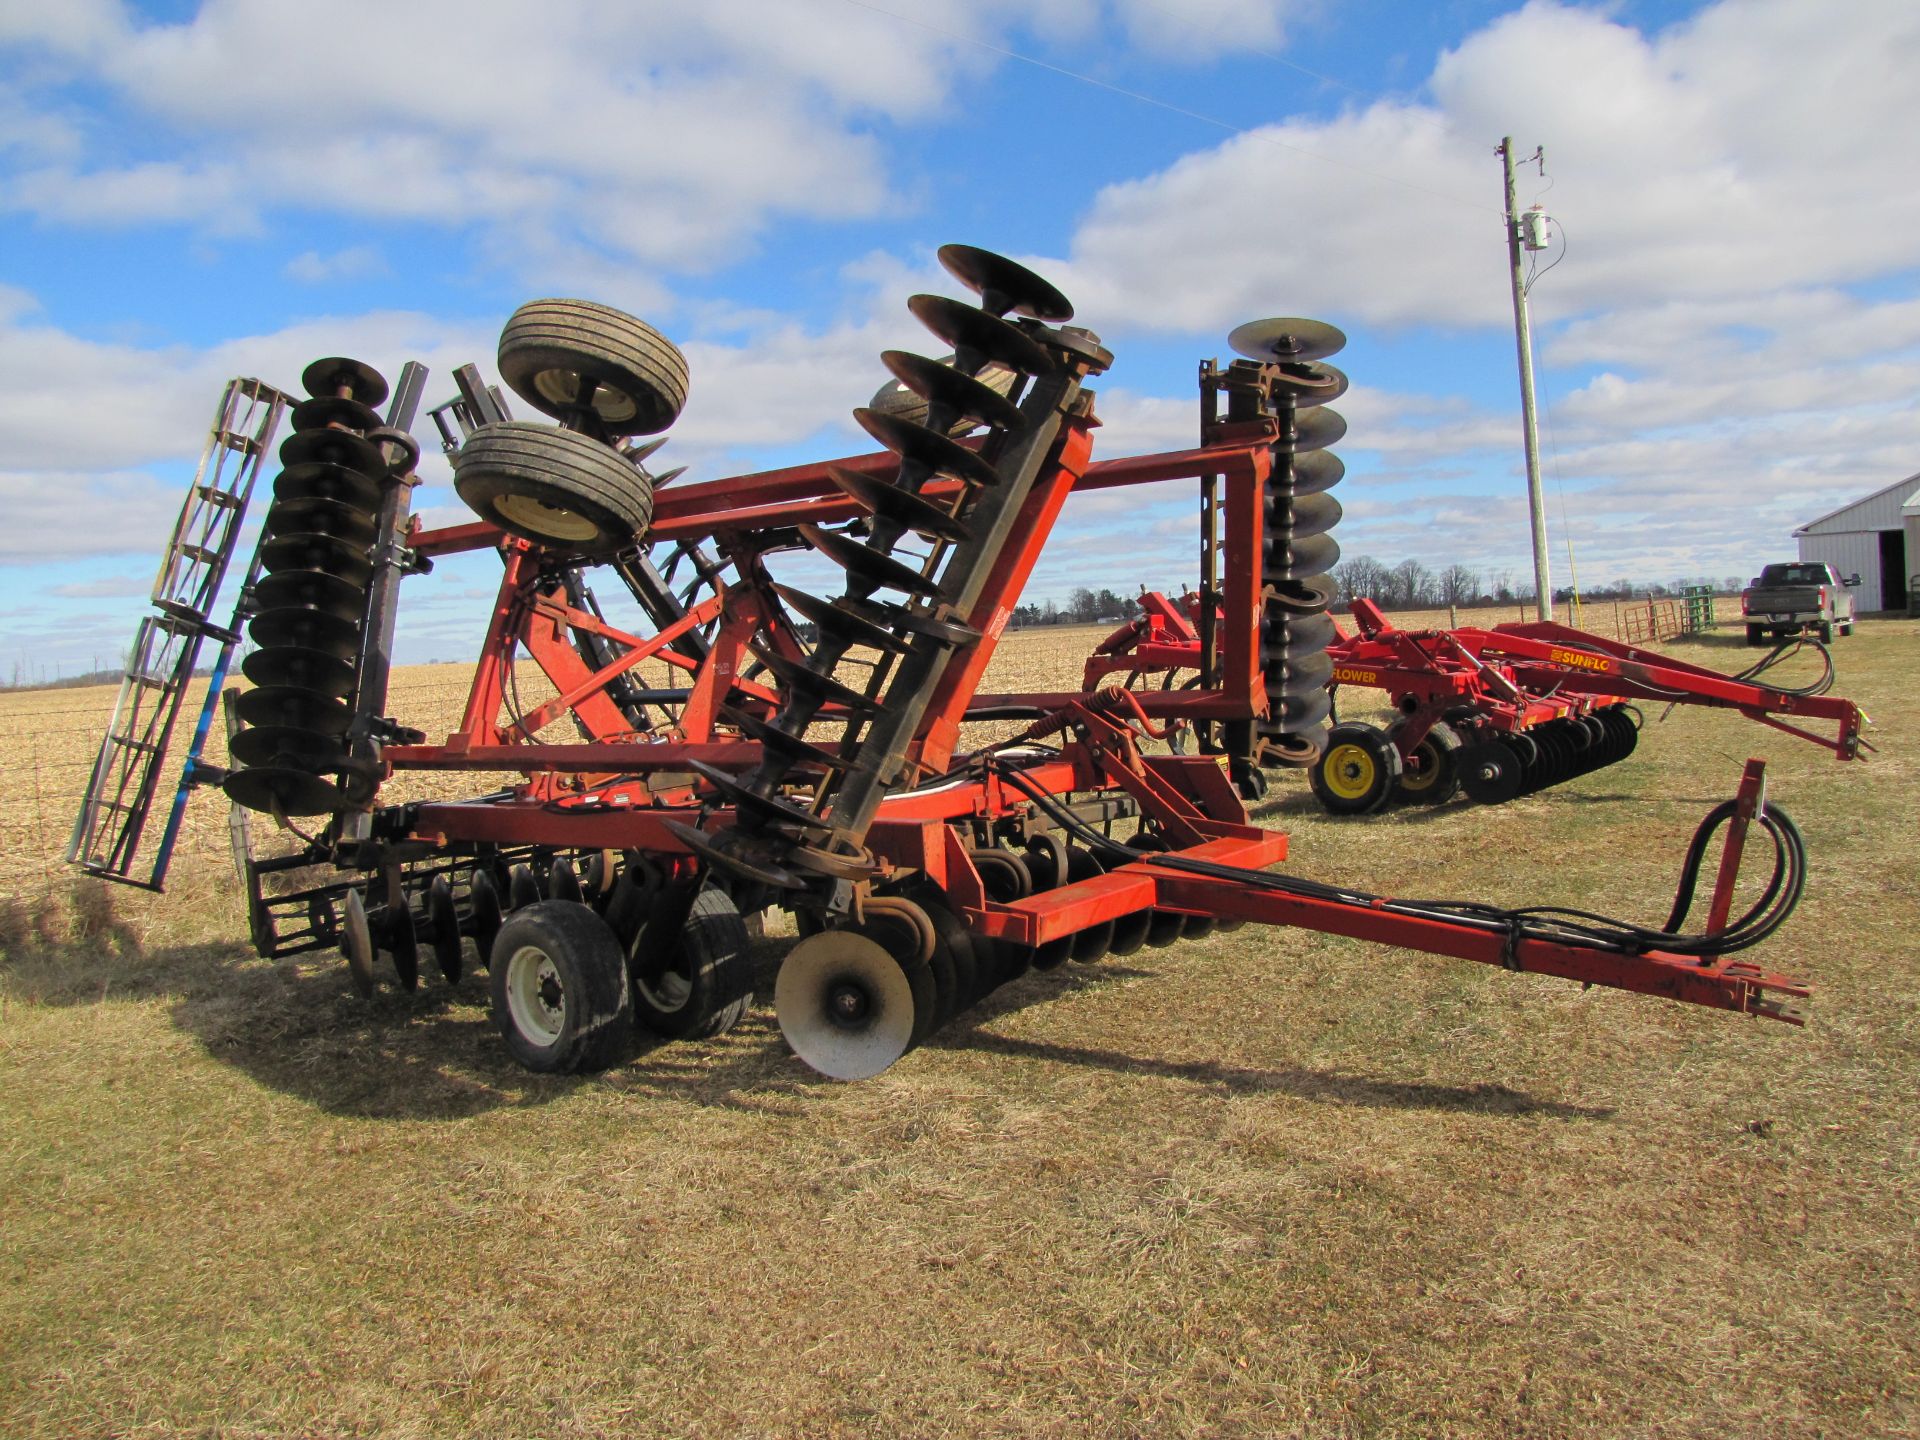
505;943;567;1046
493;492;602;543
1400;739;1444;794
530;367;642;427
633;952;693;1014
1321;742;1378;801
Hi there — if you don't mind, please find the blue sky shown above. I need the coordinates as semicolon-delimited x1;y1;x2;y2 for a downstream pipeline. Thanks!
2;0;1916;674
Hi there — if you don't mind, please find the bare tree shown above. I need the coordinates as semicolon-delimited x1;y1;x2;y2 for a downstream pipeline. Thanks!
1438;563;1479;606
1391;559;1433;608
1333;555;1393;605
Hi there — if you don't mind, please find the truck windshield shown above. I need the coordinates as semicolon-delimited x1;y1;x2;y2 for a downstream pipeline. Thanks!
1756;564;1827;586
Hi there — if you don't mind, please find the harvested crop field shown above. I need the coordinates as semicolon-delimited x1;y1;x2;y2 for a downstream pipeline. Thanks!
2;611;1916;1438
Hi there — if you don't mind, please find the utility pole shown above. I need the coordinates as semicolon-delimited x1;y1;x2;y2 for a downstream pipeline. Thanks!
1499;136;1553;622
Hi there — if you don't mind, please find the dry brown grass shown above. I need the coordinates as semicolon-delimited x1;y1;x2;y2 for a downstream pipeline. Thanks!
2;609;1915;1438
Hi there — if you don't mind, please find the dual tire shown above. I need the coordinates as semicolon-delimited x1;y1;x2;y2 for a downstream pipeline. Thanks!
452;298;689;554
488;885;753;1074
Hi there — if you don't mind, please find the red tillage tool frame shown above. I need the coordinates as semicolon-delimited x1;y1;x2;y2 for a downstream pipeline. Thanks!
71;244;1816;1081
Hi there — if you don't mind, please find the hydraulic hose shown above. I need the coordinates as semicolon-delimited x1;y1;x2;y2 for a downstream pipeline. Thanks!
980;754;1804;963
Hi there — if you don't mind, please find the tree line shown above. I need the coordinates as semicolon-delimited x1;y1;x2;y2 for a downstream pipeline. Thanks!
1005;565;1752;628
1328;557;1750;609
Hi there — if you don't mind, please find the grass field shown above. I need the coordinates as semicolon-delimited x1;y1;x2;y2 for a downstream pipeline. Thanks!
2;611;1916;1438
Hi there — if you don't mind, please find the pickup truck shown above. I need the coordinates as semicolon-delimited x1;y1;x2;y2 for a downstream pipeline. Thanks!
1740;561;1859;644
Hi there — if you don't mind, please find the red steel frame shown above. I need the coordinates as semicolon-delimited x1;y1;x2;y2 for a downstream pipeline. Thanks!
1324;599;1866;760
372;409;1810;1027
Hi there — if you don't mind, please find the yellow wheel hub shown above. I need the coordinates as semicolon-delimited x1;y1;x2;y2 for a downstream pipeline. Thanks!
1321;742;1378;800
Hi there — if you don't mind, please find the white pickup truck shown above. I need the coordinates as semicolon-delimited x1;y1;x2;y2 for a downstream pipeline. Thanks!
1740;561;1859;644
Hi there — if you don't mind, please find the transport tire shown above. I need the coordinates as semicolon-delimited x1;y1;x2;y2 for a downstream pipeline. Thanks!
453;421;653;553
1745;625;1763;645
497;297;688;435
1817;621;1834;644
1309;722;1401;815
489;901;632;1073
628;886;754;1040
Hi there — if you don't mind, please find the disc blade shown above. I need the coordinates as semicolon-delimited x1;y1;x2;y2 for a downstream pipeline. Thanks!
227;724;347;770
775;931;919;1080
234;684;352;735
1279;449;1344;496
241;644;356;698
907;295;1054;376
799;523;944;599
686;759;832;835
259;533;373;588
302;355;389;407
719;702;851;772
272;460;381;510
825;464;971;544
262;495;378;546
223;764;345;817
290;394;382;434
771;582;912;656
252;568;367;624
878;351;1023;432
936;244;1074;321
853;408;1001;489
1276;532;1341;577
1263;685;1333;730
1273;407;1346;454
746;643;882;715
279;427;386;478
247;605;360;659
1228;316;1346;364
1270;492;1342;540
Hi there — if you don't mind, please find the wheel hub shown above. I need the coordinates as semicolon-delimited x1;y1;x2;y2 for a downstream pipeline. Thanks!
1324;743;1375;799
506;944;568;1046
827;979;873;1029
494;492;600;542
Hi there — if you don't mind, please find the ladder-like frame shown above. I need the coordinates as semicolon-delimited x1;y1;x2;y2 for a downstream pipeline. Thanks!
67;378;289;889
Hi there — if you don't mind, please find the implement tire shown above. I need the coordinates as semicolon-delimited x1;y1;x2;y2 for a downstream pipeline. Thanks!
1309;722;1400;815
453;421;653;553
498;298;688;435
489;901;631;1073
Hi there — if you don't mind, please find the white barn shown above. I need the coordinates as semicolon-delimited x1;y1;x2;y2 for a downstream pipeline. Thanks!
1793;472;1920;613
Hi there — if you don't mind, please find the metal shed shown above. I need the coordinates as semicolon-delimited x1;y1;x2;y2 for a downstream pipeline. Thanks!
1794;472;1920;613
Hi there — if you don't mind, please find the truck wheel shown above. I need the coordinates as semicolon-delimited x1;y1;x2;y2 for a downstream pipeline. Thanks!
1817;621;1834;644
1745;625;1763;646
1309;723;1401;815
1840;621;1854;636
489;901;632;1073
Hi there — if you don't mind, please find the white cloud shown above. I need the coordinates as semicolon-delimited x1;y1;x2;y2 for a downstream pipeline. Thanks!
1057;0;1920;335
0;0;1316;290
284;245;388;284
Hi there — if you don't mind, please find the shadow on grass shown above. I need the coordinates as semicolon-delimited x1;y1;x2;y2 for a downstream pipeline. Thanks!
2;887;1610;1126
927;1026;1611;1118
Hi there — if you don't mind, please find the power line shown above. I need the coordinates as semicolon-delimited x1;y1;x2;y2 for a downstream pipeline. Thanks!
1120;0;1380;105
831;0;1497;217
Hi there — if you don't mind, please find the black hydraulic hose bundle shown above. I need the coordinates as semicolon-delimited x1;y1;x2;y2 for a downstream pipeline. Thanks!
981;755;1804;964
1732;636;1835;697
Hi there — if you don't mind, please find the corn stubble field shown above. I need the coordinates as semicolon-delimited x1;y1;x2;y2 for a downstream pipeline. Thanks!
2;611;1915;1438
